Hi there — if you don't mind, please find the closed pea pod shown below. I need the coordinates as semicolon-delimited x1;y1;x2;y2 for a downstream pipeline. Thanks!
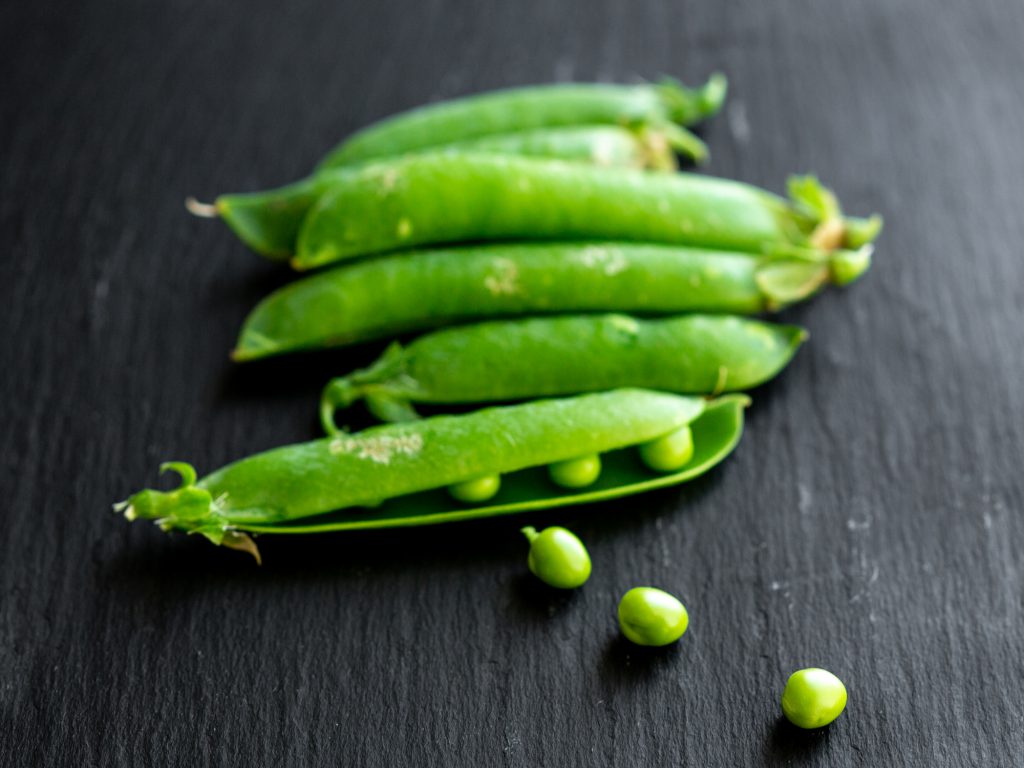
295;155;882;269
196;125;693;259
115;390;748;560
316;75;726;169
233;241;865;361
319;314;805;430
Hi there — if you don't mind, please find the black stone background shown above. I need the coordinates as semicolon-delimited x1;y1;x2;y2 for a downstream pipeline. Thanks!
3;0;1023;765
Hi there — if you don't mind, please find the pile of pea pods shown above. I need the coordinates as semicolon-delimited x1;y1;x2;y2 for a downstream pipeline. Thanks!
117;74;873;729
121;74;881;587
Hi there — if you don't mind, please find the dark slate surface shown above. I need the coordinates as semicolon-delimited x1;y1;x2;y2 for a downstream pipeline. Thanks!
3;0;1024;765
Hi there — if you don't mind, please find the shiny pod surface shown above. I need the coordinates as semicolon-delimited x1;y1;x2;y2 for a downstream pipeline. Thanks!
317;75;726;169
296;155;879;269
296;154;791;269
320;314;804;428
213;125;686;259
234;241;861;361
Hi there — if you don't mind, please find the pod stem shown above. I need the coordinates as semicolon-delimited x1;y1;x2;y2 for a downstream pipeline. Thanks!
320;377;365;435
114;462;262;562
184;197;219;218
521;526;539;543
655;123;709;165
657;72;728;125
787;175;884;251
321;342;422;434
754;244;873;309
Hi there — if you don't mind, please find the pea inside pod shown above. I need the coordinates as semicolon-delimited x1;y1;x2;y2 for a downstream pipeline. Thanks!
199;125;695;259
295;154;882;270
233;241;867;361
319;314;805;431
316;75;727;169
115;390;749;560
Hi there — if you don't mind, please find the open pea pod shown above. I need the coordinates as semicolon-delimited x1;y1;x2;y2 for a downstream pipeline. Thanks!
115;390;748;561
233;241;868;361
191;124;698;259
320;314;802;429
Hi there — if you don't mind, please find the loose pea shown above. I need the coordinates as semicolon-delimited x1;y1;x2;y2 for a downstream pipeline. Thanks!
781;668;848;729
548;454;602;489
448;474;501;503
521;526;591;589
639;426;694;472
617;587;689;646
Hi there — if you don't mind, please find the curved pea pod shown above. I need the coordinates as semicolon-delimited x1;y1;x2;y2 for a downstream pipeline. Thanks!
316;74;726;169
295;154;883;270
191;124;695;259
115;390;748;560
233;241;867;361
319;314;804;429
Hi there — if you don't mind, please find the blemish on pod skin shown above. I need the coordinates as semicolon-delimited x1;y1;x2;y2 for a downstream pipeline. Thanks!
577;245;628;275
484;257;521;295
397;218;413;238
591;135;617;166
375;168;401;193
329;433;424;464
609;315;640;335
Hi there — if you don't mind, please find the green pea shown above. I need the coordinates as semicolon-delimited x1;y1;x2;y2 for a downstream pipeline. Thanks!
617;587;689;646
781;668;848;729
639;426;694;472
521;526;591;588
448;474;501;503
548;454;602;489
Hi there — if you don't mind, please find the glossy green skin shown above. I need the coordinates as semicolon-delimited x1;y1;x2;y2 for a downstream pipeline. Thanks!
448;474;501;503
320;314;804;428
119;393;748;547
235;242;844;361
639;426;695;472
296;154;802;269
522;526;592;589
317;76;726;169
548;455;601;489
618;587;690;646
215;126;679;259
781;668;848;729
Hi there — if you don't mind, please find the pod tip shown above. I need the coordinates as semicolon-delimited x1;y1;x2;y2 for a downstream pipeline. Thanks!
185;197;219;218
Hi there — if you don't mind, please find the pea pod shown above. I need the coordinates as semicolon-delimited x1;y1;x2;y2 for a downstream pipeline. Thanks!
319;314;804;429
295;155;883;270
316;75;727;169
190;124;695;259
233;241;869;361
115;390;748;560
